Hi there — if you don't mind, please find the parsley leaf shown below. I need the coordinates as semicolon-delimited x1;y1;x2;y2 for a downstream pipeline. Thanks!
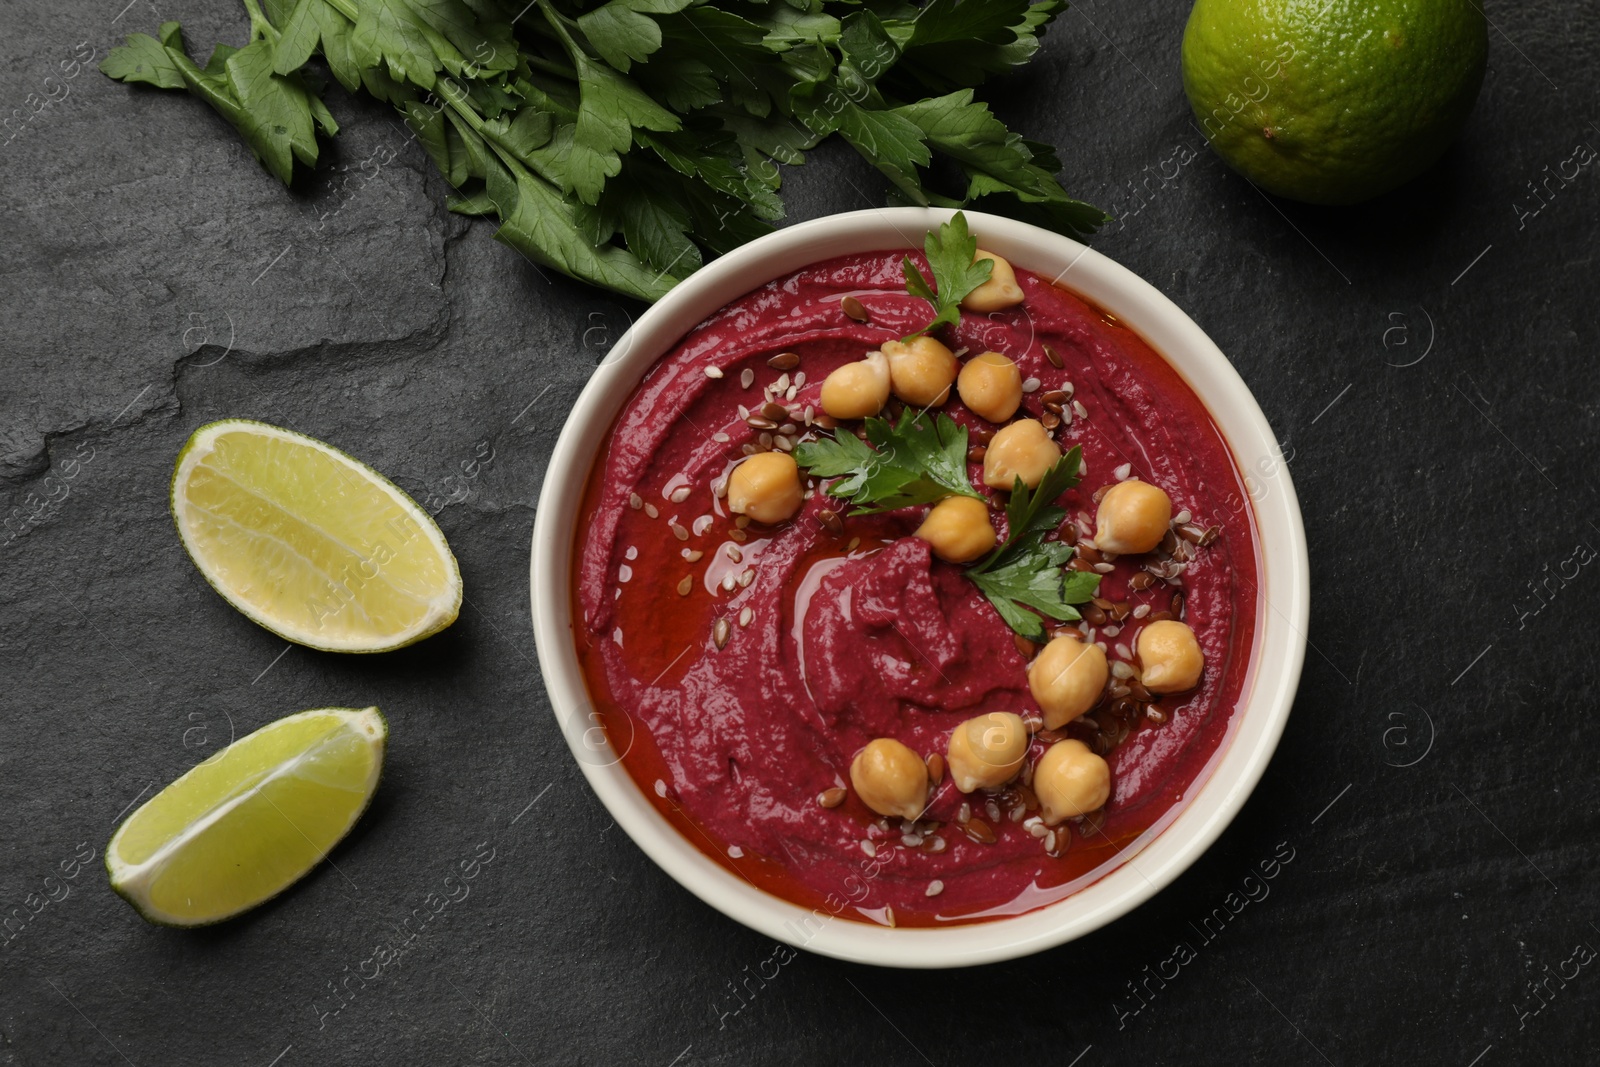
794;408;983;514
968;544;1100;641
102;20;338;185
902;211;993;339
967;446;1096;639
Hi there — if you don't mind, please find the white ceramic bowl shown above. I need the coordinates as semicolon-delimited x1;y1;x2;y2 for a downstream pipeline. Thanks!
530;207;1308;968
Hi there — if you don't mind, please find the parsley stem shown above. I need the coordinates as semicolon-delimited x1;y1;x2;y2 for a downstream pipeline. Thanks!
434;78;484;132
534;0;587;66
241;0;278;43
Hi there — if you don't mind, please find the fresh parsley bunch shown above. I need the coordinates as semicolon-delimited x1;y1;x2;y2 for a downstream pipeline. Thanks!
102;0;1104;301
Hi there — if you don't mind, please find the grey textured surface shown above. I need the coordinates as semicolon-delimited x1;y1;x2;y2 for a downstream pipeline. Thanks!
3;0;1598;1064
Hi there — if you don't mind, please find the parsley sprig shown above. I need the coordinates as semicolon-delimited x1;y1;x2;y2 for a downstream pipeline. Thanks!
793;409;983;514
102;0;1106;302
967;446;1099;641
795;406;1096;639
902;211;993;339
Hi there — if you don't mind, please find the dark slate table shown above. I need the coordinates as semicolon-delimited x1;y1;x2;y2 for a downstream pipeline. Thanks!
3;1;1596;1063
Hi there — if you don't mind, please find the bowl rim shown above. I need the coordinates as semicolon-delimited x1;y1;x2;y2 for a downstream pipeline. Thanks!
530;206;1309;969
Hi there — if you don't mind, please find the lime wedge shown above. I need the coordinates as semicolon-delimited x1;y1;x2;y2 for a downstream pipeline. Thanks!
107;706;387;926
172;419;460;652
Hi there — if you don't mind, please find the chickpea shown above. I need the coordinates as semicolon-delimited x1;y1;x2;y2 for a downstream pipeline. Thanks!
1034;739;1111;825
727;452;802;525
849;738;929;820
961;249;1025;312
946;712;1028;793
957;351;1023;423
1094;479;1171;555
1028;634;1108;729
881;336;958;407
1137;619;1204;693
914;496;996;563
819;350;891;420
982;419;1061;490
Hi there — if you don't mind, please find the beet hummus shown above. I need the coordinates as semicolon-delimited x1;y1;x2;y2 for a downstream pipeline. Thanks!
574;244;1260;928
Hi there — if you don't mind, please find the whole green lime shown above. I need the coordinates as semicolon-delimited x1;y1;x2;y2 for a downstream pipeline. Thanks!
1181;0;1488;205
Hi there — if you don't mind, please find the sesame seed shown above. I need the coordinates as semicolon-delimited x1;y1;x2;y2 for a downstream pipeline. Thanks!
1115;642;1133;659
644;503;659;519
860;840;877;857
713;618;731;649
728;845;743;858
740;368;754;389
704;366;724;379
628;493;642;510
676;575;692;596
669;486;691;504
738;607;753;627
1072;400;1088;419
1174;509;1192;525
1114;462;1132;481
1132;604;1150;618
1021;377;1041;393
655;779;668;797
670;522;689;541
713;432;730;443
1093;562;1114;573
925;880;944;897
